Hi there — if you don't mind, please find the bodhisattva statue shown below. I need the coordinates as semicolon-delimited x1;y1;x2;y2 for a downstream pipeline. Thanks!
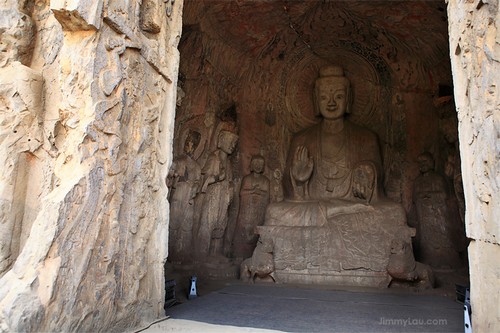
232;155;270;259
166;130;202;263
196;130;238;259
412;152;462;268
252;66;417;287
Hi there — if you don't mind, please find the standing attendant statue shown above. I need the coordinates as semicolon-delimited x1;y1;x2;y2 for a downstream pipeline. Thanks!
232;155;270;259
196;130;239;258
412;152;461;268
167;131;202;263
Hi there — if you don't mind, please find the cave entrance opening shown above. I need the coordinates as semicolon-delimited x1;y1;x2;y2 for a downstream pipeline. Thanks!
165;0;469;319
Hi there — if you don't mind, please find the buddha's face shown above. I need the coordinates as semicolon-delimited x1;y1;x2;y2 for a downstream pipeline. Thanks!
440;119;458;143
184;139;194;155
316;82;348;120
218;131;238;154
251;157;265;174
183;131;200;156
417;155;434;173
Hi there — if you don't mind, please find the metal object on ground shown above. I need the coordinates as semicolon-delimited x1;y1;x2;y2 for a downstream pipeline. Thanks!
188;276;197;300
464;288;472;333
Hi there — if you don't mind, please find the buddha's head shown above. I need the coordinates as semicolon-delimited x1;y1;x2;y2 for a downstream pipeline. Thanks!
417;152;435;174
314;66;352;120
217;130;238;154
183;130;201;156
250;155;265;174
440;116;459;144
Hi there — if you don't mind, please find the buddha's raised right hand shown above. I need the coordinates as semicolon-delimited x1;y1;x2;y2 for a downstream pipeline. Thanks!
291;145;313;183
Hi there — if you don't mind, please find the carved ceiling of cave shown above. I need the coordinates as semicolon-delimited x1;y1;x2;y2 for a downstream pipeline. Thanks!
184;0;450;66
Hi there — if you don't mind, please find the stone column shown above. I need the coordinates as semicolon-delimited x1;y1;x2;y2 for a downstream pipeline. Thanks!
0;0;182;331
447;1;500;331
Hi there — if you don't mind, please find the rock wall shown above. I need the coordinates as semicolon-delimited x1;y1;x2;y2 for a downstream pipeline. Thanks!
0;0;182;331
447;0;500;331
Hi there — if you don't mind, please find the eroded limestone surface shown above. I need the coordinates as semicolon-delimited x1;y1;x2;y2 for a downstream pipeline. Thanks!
0;0;182;331
448;0;500;331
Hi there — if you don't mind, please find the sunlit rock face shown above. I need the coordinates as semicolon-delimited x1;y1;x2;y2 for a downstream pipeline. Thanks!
447;0;500;331
172;0;466;277
0;0;182;331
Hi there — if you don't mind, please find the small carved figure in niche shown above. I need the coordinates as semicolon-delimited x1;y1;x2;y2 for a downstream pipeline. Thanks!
167;130;202;263
412;152;462;268
387;234;435;290
196;130;238;259
176;86;185;107
272;169;284;203
240;236;275;283
232;155;270;259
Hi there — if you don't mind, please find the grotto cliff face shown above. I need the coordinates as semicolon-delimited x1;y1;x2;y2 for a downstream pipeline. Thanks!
448;1;500;331
0;0;182;331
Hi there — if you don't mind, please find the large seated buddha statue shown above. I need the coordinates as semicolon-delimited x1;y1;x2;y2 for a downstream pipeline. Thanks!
255;66;415;287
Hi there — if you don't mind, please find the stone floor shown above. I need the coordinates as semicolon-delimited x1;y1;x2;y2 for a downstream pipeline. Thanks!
137;281;465;333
